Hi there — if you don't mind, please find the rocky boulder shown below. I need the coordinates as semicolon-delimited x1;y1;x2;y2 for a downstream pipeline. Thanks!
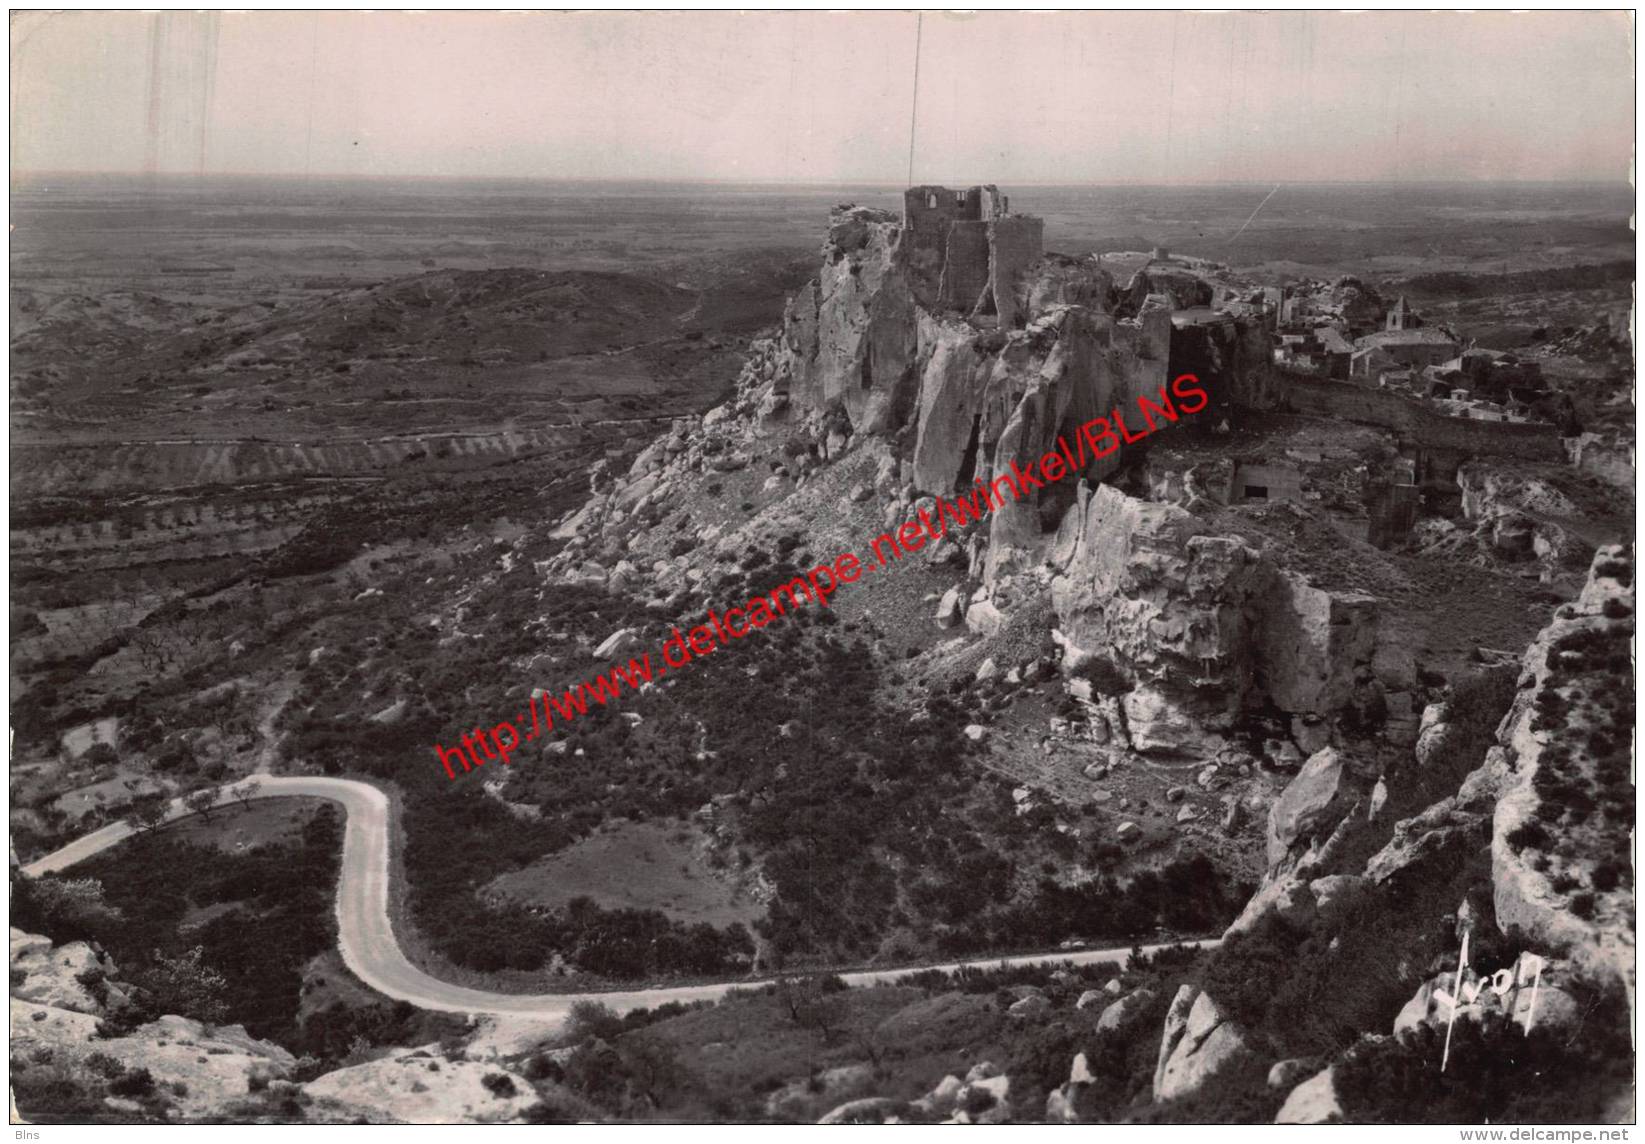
1095;986;1158;1037
1254;575;1379;717
818;1097;913;1125
1267;1058;1319;1092
1045;1051;1097;1124
1152;984;1264;1103
1266;747;1354;864
1274;1066;1343;1124
592;627;640;660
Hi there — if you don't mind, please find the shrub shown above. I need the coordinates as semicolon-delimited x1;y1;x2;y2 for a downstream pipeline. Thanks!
1505;821;1551;852
1073;656;1129;697
109;1067;156;1098
481;1072;518;1098
82;1052;124;1079
523;1055;565;1083
562;1000;623;1045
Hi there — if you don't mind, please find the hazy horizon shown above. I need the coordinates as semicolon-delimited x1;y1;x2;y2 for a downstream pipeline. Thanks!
11;11;1635;186
8;171;1637;194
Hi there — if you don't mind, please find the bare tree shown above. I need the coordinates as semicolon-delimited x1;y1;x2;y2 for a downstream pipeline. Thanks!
774;974;844;1046
232;778;261;813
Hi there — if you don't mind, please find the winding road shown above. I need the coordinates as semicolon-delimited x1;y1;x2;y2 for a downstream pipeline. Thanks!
22;776;1215;1023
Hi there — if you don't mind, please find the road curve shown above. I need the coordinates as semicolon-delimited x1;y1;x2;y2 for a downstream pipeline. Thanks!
23;776;1217;1022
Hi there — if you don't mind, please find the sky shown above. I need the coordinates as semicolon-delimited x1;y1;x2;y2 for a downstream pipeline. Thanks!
9;10;1636;184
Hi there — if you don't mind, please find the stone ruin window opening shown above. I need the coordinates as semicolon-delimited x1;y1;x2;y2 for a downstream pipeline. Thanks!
927;192;939;209
1243;485;1269;501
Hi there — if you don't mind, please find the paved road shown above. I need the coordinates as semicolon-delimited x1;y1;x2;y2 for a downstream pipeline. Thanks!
23;776;1216;1021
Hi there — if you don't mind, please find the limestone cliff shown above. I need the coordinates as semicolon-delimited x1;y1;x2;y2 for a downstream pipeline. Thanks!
777;207;919;435
1046;482;1384;757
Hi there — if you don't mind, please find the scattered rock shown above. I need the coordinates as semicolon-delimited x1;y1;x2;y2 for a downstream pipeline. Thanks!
592;628;640;660
964;598;1007;637
1267;1058;1317;1091
1008;994;1051;1019
1096;987;1158;1037
1274;1067;1343;1124
818;1097;909;1125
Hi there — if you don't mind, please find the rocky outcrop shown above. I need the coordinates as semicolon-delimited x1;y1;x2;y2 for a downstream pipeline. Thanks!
951;1065;1012;1125
1152;984;1264;1103
304;1052;535;1124
1049;484;1268;755
1045;1052;1096;1123
10;995;296;1122
10;927;115;1014
909;311;997;494
1017;254;1114;316
1564;433;1634;492
778;207;919;436
10;928;298;1121
1254;577;1379;717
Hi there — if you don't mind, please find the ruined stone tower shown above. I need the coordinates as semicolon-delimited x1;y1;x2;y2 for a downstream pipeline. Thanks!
902;184;1044;328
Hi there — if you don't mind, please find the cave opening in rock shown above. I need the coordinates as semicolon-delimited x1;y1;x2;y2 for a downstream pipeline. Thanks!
956;414;983;489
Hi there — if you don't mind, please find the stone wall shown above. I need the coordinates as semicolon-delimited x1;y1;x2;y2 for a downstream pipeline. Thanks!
1232;463;1304;504
1565;433;1635;491
1284;375;1564;461
988;215;1045;328
1365;480;1420;548
940;220;993;314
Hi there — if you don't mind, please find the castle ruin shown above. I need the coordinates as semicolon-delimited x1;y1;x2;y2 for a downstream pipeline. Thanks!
902;184;1044;328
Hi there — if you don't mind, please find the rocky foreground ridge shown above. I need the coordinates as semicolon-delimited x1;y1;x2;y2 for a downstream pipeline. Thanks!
9;925;541;1124
808;545;1633;1124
